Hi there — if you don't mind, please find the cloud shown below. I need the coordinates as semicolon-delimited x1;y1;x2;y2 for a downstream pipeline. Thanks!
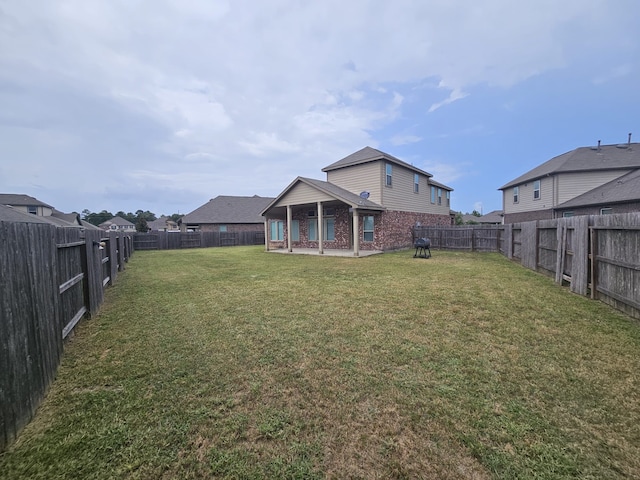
0;0;636;215
428;87;469;113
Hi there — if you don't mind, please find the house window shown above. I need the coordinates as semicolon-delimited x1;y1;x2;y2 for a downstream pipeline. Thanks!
363;215;374;242
291;220;300;241
600;207;613;215
513;186;519;203
437;188;442;205
270;220;284;240
219;225;227;232
533;180;541;200
446;190;451;206
324;218;335;241
414;174;419;193
323;207;335;216
562;212;574;218
386;163;392;186
308;219;317;241
430;186;436;204
27;206;37;215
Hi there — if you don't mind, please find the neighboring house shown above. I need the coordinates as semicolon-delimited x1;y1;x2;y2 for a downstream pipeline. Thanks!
99;216;136;232
477;210;504;225
0;203;55;224
0;193;55;217
554;168;640;218
0;193;98;229
179;195;275;232
147;216;179;232
261;146;453;255
499;138;640;223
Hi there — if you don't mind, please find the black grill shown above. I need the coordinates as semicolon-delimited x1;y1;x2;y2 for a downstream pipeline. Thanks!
413;237;431;258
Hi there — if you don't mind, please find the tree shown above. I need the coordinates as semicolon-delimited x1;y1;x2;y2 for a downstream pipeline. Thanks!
135;216;149;232
82;210;114;226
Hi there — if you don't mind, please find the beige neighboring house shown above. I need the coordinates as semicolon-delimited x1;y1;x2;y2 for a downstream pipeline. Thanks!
0;193;100;229
99;216;136;232
261;146;453;255
499;137;640;223
147;216;179;232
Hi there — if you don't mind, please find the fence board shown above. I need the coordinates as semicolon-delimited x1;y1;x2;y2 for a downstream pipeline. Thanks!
1;223;133;451
133;231;266;250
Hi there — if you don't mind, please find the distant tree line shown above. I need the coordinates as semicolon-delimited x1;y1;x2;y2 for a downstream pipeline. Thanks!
454;210;482;225
81;209;182;232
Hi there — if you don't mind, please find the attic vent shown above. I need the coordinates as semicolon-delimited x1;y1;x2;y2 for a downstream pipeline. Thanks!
616;144;628;149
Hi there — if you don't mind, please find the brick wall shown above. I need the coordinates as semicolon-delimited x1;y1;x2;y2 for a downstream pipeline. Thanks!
267;208;451;251
377;210;451;250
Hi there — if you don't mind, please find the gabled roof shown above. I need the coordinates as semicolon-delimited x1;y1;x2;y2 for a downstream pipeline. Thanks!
0;193;54;208
52;209;82;226
322;146;433;178
261;177;385;216
555;168;640;209
500;142;640;190
478;210;504;224
99;216;135;228
181;195;275;225
147;216;178;230
0;204;53;223
0;204;83;228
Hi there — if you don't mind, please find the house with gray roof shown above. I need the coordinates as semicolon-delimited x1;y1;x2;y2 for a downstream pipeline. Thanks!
554;168;640;217
179;195;275;233
0;193;55;217
499;137;640;223
261;146;453;255
147;216;179;232
0;193;99;229
99;216;136;232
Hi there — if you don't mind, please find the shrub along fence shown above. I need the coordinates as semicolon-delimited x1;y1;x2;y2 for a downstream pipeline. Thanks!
414;212;640;320
0;222;133;451
133;230;265;250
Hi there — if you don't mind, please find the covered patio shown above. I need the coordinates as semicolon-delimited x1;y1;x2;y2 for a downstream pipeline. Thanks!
267;247;383;257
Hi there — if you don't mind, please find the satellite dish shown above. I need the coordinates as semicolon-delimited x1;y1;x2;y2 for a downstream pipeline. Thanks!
359;191;370;199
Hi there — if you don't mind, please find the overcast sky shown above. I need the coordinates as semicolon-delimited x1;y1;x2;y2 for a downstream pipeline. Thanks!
1;1;639;217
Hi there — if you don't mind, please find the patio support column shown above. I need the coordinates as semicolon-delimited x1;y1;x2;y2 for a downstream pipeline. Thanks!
317;201;324;254
264;218;269;251
286;205;293;252
353;209;360;257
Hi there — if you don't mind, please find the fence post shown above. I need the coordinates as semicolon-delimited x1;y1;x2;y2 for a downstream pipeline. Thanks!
590;226;597;300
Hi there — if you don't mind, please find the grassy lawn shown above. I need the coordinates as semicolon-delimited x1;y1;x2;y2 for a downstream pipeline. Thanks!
1;246;639;479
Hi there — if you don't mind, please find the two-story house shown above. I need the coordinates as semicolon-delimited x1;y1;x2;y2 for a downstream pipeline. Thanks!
261;147;453;255
499;138;640;224
0;193;100;229
99;216;136;232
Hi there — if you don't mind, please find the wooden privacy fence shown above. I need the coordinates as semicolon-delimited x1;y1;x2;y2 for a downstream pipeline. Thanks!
414;212;640;319
0;222;133;451
133;230;265;250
